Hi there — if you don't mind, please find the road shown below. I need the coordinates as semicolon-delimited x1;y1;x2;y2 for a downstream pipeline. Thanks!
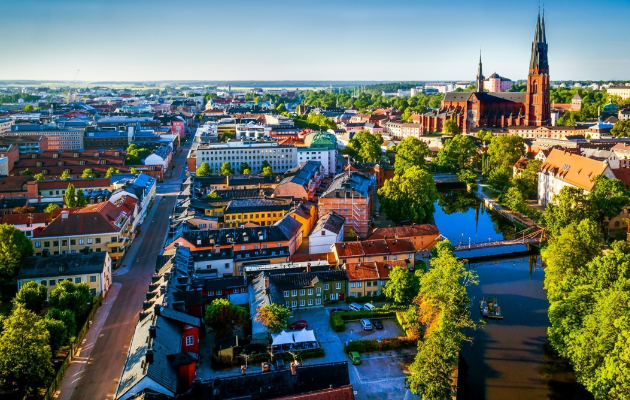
65;138;192;400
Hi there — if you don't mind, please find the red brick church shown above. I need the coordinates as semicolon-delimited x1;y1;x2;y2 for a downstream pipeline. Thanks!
417;12;551;133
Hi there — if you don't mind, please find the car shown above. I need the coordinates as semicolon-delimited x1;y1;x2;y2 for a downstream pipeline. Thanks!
348;351;361;365
289;320;308;330
371;319;384;330
349;303;362;312
329;307;347;314
363;303;375;311
360;318;373;330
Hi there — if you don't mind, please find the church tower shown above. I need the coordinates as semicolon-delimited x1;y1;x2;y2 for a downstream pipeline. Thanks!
476;52;484;92
525;11;551;126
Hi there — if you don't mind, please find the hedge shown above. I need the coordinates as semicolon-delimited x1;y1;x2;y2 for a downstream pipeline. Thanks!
344;294;386;304
330;314;345;332
242;347;325;365
343;336;417;353
336;310;396;321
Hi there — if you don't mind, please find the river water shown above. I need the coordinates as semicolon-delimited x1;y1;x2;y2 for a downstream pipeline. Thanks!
432;190;593;400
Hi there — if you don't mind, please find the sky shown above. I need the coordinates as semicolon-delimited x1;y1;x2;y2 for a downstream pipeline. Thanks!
0;0;629;82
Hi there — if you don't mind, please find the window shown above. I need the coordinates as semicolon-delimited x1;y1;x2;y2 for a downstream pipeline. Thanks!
350;282;356;288
40;280;47;286
324;284;329;290
185;336;194;346
307;288;313;295
316;287;321;296
367;281;372;287
285;301;290;307
336;282;341;290
62;240;68;246
35;242;41;248
308;299;313;306
90;275;97;283
292;300;297;307
299;289;305;296
74;277;81;284
291;290;297;297
49;279;56;286
90;288;96;296
299;300;305;307
208;290;214;296
357;282;363;288
79;239;84;245
316;298;321;305
284;290;290;298
87;238;93;244
216;290;222;295
70;239;76;246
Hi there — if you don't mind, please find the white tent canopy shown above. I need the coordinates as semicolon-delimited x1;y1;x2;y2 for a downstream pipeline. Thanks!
271;330;294;346
293;328;316;343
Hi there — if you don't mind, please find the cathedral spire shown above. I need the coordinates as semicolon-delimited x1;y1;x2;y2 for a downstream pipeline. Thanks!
476;51;484;93
529;10;549;72
541;8;547;44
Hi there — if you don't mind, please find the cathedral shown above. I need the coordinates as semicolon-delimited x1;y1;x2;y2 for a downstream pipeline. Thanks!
417;11;551;134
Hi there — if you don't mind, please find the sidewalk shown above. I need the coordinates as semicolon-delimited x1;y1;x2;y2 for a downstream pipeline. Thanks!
114;195;164;276
54;282;122;400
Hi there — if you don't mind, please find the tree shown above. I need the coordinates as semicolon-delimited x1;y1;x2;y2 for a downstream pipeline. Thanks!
129;167;138;174
382;266;421;304
0;306;53;395
14;281;47;313
275;103;287;113
393;137;430;173
487;165;512;191
33;173;45;181
81;168;99;179
543;186;593;237
204;298;248;338
48;281;93;319
22;168;33;176
0;224;33;282
46;308;76;337
443;119;461;135
44;203;61;213
60;170;70;180
487;134;525;170
75;189;87;207
512;159;542;199
23;104;34;112
239;162;251;174
43;317;67;355
346;130;382;162
500;186;528;214
196;162;211;177
261;160;271;170
262;165;274;176
587;175;630;237
207;190;220;199
378;166;438;224
456;169;477;184
219;162;233;176
105;167;120;178
434;134;479;172
255;303;291;333
64;183;77;207
611;120;630;137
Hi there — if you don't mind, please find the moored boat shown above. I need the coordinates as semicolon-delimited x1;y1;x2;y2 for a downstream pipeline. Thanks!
479;296;503;319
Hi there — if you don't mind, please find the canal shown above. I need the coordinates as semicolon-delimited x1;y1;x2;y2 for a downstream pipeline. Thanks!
432;190;592;400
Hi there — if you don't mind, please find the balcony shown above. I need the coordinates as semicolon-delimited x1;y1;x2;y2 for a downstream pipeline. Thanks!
107;241;121;248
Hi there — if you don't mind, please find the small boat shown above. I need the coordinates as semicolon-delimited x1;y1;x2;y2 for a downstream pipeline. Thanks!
479;296;503;319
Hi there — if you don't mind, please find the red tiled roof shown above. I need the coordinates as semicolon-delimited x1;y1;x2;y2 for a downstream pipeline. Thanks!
334;239;415;258
368;224;439;240
0;212;55;225
35;202;126;237
276;385;355;400
0;176;35;191
37;178;112;189
334;241;365;258
345;262;380;280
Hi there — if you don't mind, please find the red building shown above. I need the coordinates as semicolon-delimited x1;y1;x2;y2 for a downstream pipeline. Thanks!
417;12;550;133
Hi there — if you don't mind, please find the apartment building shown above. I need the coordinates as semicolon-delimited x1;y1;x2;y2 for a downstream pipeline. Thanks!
32;202;131;265
194;139;298;174
17;251;112;297
223;198;292;227
344;259;407;297
332;238;416;266
7;124;84;150
296;132;337;175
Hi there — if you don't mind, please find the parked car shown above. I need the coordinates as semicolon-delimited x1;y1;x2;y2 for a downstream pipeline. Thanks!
329;307;347;314
349;303;362;311
348;351;361;365
371;319;384;330
360;318;373;330
289;320;308;329
363;303;375;311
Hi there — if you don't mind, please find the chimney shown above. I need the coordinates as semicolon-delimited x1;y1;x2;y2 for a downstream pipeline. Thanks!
264;276;269;288
241;365;246;375
306;262;311;273
145;349;154;364
154;303;161;316
142;300;152;310
290;362;297;376
149;325;157;339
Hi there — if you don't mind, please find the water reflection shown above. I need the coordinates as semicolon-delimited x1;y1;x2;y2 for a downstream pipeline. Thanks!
433;190;590;400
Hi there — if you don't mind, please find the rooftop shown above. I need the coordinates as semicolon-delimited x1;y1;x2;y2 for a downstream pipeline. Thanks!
19;251;108;280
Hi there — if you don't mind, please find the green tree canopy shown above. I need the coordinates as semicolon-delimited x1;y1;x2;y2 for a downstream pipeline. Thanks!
44;203;61;213
0;224;33;282
204;298;248;339
543;186;593;237
22;168;33;176
456;169;477;184
487;165;512;191
611;120;630;137
219;162;233;176
207;190;220;199
46;308;76;337
196;162;211;177
255;303;291;333
512;158;542;199
33;173;45;181
586;175;630;236
443;119;461;135
23;104;34;112
75;188;87;207
393;137;430;173
14;281;48;313
239;162;251;174
378;166;438;224
105;167;120;178
64;183;76;207
43;317;67;355
262;166;274;176
382;266;421;304
434;134;479;172
81;168;99;179
346;130;382;162
60;170;70;180
487;134;525;170
48;281;93;319
0;305;53;395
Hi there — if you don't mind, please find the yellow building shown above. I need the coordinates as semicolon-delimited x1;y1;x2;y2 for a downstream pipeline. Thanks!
32;202;131;266
17;251;112;297
290;201;317;238
223;198;292;227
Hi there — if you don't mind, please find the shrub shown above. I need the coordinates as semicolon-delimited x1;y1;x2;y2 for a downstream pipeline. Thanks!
211;354;238;369
343;337;417;353
330;314;345;332
344;294;386;304
336;310;396;321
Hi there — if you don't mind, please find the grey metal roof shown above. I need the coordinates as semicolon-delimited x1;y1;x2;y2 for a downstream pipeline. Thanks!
311;211;345;235
19;252;108;280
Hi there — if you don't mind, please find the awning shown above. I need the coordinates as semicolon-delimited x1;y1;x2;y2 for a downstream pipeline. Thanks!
271;330;294;346
292;328;316;344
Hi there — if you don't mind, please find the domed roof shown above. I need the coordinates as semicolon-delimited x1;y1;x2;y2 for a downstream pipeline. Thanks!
304;131;336;149
603;100;618;111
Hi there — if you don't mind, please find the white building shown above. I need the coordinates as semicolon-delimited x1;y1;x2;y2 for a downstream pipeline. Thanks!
195;139;298;174
424;83;454;93
309;211;345;254
538;149;615;206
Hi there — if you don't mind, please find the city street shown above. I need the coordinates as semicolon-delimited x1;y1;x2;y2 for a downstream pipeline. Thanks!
61;138;192;400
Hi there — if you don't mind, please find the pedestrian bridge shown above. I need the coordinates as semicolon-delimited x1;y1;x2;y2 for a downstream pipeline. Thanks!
432;173;460;183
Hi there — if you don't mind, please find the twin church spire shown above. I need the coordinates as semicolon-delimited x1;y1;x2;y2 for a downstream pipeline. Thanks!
530;9;549;72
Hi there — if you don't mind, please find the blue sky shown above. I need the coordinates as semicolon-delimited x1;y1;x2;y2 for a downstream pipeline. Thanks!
0;0;628;82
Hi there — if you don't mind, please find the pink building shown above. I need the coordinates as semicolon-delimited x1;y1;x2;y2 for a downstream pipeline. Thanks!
484;73;513;92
